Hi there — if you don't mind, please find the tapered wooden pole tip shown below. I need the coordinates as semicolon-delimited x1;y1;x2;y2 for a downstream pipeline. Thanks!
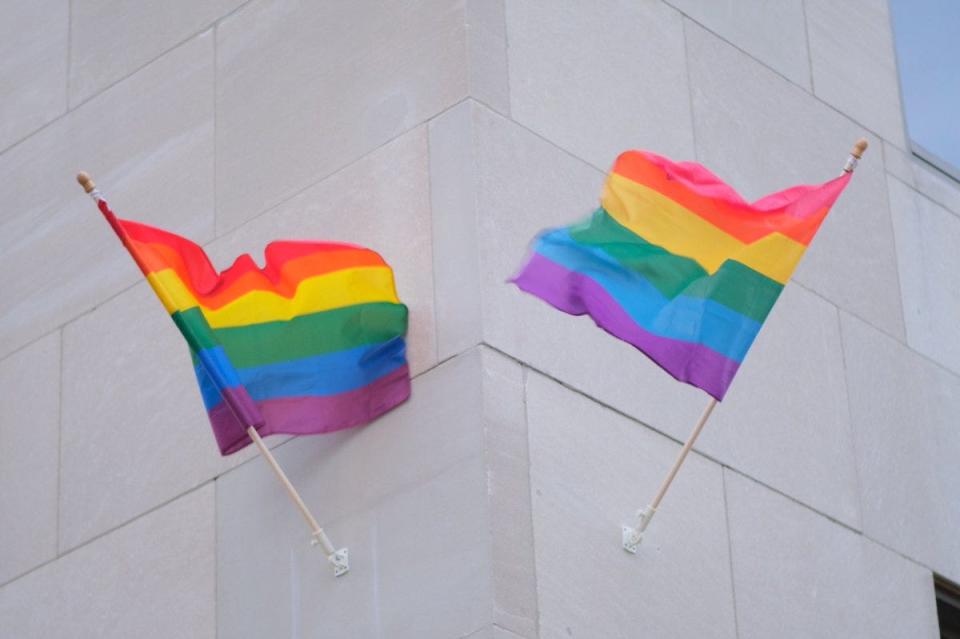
76;171;96;193
852;138;869;159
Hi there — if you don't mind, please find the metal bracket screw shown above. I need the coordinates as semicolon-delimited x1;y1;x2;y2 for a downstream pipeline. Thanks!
311;535;349;577
329;548;349;577
622;525;642;554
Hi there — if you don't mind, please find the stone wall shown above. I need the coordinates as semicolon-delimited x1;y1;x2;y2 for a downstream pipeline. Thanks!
1;1;957;637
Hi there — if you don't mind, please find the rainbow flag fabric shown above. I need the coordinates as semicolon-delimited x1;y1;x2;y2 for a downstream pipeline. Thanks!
96;199;410;455
512;150;852;400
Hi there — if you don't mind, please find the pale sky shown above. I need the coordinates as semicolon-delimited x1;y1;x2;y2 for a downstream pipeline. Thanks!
889;0;960;176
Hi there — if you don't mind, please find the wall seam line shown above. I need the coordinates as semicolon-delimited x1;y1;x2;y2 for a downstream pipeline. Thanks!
213;475;219;639
55;328;64;558
500;0;514;117
832;301;867;533
425;112;441;365
679;16;700;162
212;21;220;239
65;0;72;111
519;364;542;639
874;164;911;358
721;467;742;639
481;373;497;636
800;0;816;94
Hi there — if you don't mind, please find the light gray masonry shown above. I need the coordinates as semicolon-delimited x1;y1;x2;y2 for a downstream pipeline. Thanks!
1;1;957;637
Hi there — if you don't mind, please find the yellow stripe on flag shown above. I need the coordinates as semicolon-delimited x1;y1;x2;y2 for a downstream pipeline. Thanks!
147;265;400;327
602;173;807;284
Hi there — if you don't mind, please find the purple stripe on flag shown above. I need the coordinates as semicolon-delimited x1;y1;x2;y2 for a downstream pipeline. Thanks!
220;385;265;429
512;252;738;400
209;365;412;455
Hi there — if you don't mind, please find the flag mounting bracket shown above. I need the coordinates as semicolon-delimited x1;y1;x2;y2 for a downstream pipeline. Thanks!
621;527;640;554
317;540;349;577
622;507;654;554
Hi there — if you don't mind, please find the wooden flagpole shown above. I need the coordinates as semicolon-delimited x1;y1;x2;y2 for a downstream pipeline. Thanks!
76;172;348;576
622;398;716;553
245;426;348;575
622;138;869;554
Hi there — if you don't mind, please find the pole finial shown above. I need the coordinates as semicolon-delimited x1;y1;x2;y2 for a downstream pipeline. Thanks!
851;138;869;159
76;171;96;193
843;139;869;173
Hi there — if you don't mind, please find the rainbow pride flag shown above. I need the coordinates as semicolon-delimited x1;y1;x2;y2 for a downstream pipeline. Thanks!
512;150;852;400
96;199;410;455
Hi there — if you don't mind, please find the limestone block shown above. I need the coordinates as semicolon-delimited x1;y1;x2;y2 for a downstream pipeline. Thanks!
0;485;215;639
668;0;811;88
215;0;468;232
0;0;67;151
506;0;694;171
726;470;939;639
888;177;960;375
467;0;510;114
69;0;243;105
0;333;60;584
841;313;960;582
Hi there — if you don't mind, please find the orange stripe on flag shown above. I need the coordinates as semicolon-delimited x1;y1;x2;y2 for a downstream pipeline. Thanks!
611;152;828;246
128;239;387;309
